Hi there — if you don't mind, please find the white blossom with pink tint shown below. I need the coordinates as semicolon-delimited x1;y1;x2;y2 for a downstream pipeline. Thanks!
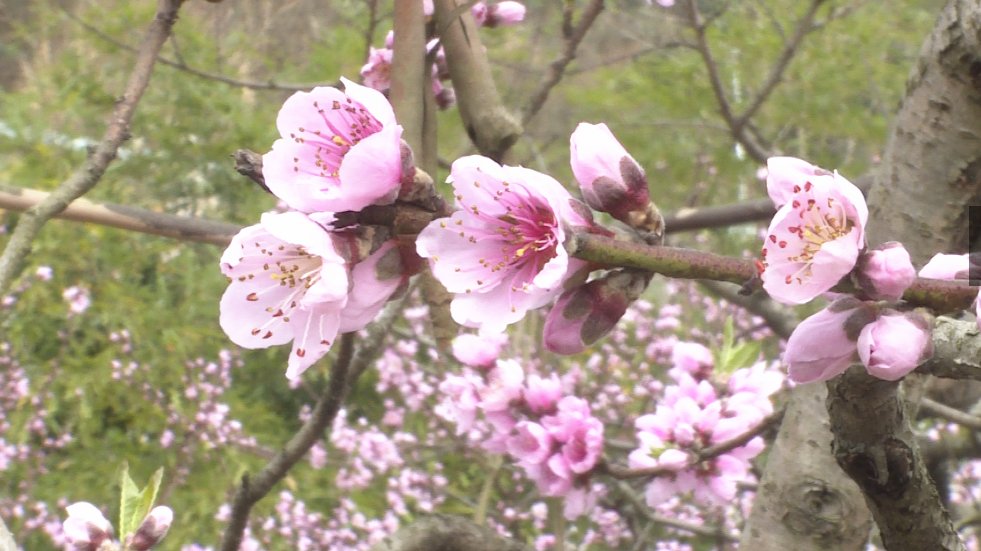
219;212;349;380
416;155;591;334
62;502;113;551
452;332;508;368
759;157;868;304
480;359;525;412
262;78;403;213
857;311;933;381
918;252;979;331
524;373;563;414
669;341;713;380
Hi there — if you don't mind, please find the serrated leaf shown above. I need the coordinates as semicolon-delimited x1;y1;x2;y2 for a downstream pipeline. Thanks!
118;464;164;540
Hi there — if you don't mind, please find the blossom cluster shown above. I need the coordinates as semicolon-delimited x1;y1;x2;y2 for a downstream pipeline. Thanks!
758;157;969;384
629;343;783;509
219;80;412;380
436;334;605;519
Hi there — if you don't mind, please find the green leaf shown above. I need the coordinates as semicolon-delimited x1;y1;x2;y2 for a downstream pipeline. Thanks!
118;464;164;540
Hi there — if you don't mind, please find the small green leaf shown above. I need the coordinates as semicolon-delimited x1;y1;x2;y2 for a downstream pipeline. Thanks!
118;464;164;540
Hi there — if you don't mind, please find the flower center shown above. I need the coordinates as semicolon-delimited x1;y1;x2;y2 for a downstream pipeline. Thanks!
288;98;384;181
760;181;854;285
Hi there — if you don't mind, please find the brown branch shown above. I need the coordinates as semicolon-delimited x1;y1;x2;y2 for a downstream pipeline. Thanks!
0;0;183;295
434;0;522;160
520;0;605;126
218;295;403;551
218;333;357;551
0;184;239;246
919;316;981;381
64;8;329;93
602;409;784;479
611;481;738;542
920;397;981;431
733;0;824;128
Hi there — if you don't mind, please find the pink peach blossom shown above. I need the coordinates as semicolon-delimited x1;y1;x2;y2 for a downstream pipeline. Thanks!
262;78;403;213
416;155;591;334
760;159;868;304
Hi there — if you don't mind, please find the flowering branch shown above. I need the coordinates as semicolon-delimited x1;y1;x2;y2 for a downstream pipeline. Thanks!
0;0;183;295
602;409;784;480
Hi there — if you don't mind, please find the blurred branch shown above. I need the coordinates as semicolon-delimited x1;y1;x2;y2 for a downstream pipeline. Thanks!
64;8;330;93
919;317;981;381
612;481;738;542
218;333;357;551
0;0;184;295
685;0;826;163
521;0;605;126
219;295;403;551
0;184;239;246
920;397;981;431
602;408;784;480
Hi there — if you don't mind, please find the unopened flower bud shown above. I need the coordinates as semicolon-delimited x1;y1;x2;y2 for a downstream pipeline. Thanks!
857;310;933;381
570;123;651;227
854;242;916;301
784;297;878;384
63;502;114;551
127;506;173;551
543;270;650;355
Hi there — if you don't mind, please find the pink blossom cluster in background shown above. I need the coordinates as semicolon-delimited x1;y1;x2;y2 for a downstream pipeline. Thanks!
630;347;782;509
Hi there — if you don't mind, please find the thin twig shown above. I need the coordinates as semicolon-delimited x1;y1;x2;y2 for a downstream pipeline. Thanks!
218;333;357;551
218;289;405;550
521;0;605;125
602;408;784;479
613;481;739;542
64;8;329;93
920;397;981;431
0;0;183;295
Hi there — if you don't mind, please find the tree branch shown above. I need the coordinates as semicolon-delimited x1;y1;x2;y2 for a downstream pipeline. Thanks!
434;0;522;160
218;295;403;550
64;7;330;93
602;409;783;480
521;0;605;126
0;0;183;295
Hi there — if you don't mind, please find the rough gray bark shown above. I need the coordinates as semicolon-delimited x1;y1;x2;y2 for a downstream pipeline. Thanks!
368;515;528;551
825;1;981;549
740;385;871;550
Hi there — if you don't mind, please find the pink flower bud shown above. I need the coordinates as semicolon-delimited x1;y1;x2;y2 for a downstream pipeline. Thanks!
128;506;173;551
857;311;933;381
784;297;878;384
63;502;113;551
854;242;916;301
569;122;650;223
543;270;649;355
